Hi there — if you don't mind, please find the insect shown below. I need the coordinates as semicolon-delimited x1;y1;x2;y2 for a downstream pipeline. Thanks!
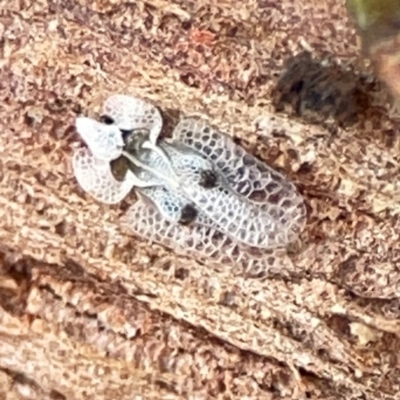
72;95;306;276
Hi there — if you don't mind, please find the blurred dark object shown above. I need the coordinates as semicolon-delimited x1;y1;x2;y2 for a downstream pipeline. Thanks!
272;52;369;128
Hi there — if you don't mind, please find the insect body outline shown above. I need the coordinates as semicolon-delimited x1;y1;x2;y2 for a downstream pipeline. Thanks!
72;94;306;276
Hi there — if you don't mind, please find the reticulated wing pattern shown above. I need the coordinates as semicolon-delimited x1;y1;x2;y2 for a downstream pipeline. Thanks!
154;141;302;248
72;148;136;204
137;186;187;224
133;141;294;249
171;118;307;245
137;185;216;228
102;94;163;144
75;117;124;162
71;95;306;276
122;198;294;277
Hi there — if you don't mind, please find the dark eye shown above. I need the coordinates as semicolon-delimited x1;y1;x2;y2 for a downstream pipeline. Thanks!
100;115;115;125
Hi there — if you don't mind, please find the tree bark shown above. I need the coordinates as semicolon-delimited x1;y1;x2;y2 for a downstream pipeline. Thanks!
1;0;400;398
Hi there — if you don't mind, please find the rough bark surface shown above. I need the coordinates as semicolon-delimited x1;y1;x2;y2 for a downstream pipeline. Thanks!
1;0;400;399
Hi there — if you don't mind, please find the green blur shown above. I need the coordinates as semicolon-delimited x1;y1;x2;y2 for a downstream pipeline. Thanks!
347;0;400;45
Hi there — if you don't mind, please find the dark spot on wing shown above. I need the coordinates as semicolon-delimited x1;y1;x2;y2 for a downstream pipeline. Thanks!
199;169;218;188
178;204;198;225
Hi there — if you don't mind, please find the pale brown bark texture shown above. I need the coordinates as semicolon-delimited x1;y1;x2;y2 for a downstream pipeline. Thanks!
1;0;400;399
